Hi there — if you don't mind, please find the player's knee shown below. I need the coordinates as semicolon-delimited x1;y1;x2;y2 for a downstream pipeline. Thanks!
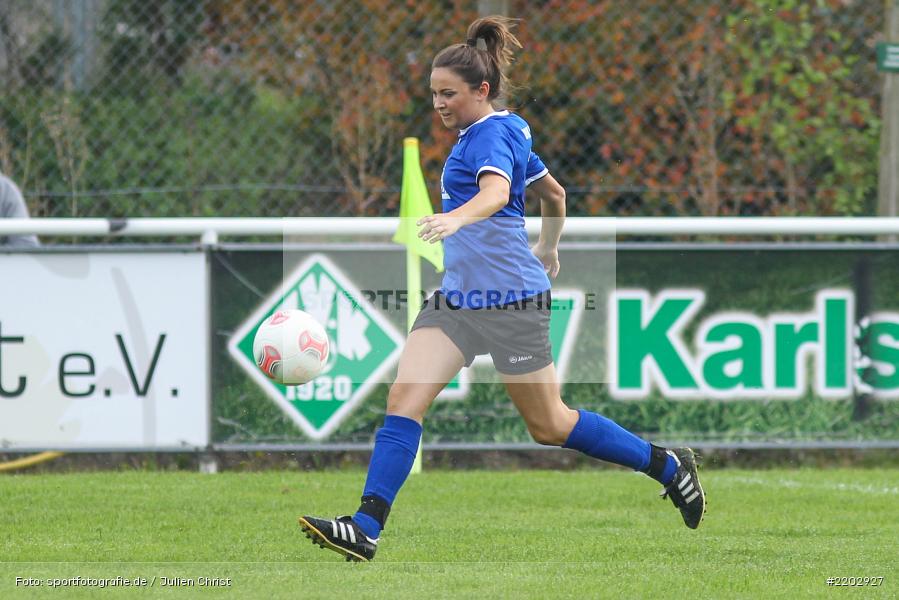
386;383;430;421
386;383;411;412
527;409;578;446
527;422;568;446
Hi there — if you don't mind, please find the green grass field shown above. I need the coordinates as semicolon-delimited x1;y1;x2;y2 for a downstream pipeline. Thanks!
1;469;897;599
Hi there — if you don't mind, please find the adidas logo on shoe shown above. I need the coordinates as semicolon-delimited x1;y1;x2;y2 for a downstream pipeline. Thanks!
659;448;707;529
299;515;378;562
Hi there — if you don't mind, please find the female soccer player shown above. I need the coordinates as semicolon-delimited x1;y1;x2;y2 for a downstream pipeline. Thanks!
300;16;705;562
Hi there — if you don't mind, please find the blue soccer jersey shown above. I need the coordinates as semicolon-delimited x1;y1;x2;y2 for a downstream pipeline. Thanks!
439;111;551;308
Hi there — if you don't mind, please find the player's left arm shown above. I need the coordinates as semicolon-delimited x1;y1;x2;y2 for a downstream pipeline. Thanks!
530;173;566;278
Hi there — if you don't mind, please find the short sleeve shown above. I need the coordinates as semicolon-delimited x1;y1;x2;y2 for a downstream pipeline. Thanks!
468;123;514;185
525;152;549;187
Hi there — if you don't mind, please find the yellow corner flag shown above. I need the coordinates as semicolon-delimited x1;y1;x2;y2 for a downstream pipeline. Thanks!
393;138;444;274
394;137;442;476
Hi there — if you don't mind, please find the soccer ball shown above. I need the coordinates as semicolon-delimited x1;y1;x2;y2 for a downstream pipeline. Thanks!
253;309;330;385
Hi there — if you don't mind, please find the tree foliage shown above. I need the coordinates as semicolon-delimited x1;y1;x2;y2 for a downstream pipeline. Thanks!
514;0;880;215
0;0;883;217
724;0;880;215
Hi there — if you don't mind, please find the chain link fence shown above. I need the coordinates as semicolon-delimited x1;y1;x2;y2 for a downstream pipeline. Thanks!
0;0;887;218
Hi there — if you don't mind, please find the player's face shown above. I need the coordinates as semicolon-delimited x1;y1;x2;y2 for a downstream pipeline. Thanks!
430;67;488;130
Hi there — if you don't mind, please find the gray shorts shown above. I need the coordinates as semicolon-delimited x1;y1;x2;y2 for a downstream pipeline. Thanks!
410;290;553;375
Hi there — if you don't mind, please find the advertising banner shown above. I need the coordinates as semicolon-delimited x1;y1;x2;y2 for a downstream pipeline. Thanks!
213;245;899;447
0;251;209;449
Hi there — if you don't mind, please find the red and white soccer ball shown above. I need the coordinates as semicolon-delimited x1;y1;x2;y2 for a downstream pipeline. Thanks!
253;309;330;385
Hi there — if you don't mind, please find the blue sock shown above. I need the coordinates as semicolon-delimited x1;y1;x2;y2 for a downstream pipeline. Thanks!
659;455;677;485
563;409;678;484
353;415;422;539
562;409;652;471
353;513;382;541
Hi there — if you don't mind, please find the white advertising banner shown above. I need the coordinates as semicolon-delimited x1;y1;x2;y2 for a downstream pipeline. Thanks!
0;251;208;449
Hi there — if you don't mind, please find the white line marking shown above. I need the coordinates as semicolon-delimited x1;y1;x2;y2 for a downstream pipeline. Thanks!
724;476;899;495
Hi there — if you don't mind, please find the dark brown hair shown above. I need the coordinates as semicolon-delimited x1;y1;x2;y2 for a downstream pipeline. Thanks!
432;16;522;104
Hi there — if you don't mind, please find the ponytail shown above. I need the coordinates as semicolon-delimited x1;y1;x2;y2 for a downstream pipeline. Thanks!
432;16;522;104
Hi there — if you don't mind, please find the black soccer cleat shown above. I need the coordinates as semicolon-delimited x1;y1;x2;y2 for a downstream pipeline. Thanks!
298;515;378;562
660;447;706;529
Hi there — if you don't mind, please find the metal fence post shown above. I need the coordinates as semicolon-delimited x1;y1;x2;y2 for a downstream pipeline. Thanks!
478;0;508;16
878;0;899;222
201;229;218;470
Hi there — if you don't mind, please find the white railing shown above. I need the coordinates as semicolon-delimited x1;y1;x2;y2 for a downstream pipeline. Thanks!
3;216;899;238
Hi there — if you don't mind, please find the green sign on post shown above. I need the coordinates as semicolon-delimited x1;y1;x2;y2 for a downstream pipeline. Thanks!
228;254;404;440
877;42;899;73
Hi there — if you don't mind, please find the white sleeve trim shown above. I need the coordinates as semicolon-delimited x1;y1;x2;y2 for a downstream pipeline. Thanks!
525;168;549;187
476;165;512;184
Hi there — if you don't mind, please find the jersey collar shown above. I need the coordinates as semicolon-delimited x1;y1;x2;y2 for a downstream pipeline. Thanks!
458;110;510;137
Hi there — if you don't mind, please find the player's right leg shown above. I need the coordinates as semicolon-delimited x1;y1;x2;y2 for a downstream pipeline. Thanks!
299;326;464;561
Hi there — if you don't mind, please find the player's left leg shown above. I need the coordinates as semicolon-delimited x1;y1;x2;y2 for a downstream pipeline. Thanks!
501;364;706;529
